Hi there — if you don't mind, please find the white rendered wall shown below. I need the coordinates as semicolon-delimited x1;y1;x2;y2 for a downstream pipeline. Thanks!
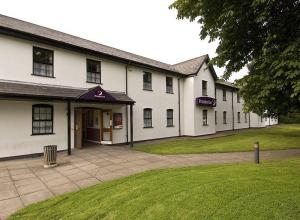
127;66;180;141
193;63;216;135
0;100;68;158
215;87;234;131
0;35;126;92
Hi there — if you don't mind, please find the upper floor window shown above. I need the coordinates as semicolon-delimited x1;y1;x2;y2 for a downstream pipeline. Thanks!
87;59;101;84
237;92;241;103
143;108;152;128
166;77;173;93
33;47;53;77
202;80;208;96
223;88;227;101
237;112;241;123
203;110;208;126
143;72;152;90
32;104;53;135
223;111;227;124
167;109;174;127
244;112;248;123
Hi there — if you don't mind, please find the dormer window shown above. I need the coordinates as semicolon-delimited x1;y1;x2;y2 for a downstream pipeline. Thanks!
33;47;54;77
87;59;101;84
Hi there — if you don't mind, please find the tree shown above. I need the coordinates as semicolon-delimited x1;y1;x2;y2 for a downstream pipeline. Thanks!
170;0;300;115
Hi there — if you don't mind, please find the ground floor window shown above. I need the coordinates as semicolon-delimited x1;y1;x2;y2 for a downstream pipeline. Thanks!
203;110;208;126
237;112;241;123
32;104;53;135
245;113;248;123
167;109;174;127
223;111;227;124
215;111;217;125
143;108;152;128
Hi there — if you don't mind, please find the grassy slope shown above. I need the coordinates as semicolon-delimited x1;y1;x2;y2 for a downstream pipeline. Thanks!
9;157;300;220
134;124;300;155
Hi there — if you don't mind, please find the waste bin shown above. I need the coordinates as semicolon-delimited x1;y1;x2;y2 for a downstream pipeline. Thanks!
44;145;57;168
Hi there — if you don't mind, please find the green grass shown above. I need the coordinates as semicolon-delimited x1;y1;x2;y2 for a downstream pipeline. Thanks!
134;124;300;155
9;157;300;220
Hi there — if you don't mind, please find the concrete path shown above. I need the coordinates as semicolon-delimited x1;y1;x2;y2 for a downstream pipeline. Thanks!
0;146;299;219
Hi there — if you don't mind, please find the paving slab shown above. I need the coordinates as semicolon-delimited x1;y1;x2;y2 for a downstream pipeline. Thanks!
0;146;299;219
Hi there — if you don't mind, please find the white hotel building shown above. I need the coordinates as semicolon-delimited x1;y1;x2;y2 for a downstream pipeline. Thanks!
0;15;277;159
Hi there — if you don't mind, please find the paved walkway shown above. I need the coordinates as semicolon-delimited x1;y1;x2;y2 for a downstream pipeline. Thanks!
0;146;299;219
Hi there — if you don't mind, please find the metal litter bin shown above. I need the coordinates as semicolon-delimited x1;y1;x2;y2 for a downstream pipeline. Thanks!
44;145;57;168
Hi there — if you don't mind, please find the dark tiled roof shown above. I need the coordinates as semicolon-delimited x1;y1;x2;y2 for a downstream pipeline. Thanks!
172;55;208;75
0;81;135;103
0;14;179;74
216;79;239;89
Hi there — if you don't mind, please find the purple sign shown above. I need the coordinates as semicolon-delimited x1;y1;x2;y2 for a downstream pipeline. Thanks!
195;97;216;107
78;86;115;102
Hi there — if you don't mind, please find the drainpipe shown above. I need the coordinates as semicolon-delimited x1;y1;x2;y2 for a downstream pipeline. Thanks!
67;100;71;155
177;77;182;136
232;89;234;130
125;62;130;144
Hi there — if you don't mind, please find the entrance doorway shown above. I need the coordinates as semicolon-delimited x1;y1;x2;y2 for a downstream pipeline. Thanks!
74;108;113;148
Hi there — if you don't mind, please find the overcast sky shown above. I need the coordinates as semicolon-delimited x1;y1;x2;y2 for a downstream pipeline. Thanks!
1;0;247;81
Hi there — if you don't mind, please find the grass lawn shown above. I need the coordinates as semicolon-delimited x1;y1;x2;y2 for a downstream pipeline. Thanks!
9;157;300;220
134;124;300;155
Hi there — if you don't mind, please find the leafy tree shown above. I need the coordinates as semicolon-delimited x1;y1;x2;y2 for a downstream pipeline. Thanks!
170;0;300;115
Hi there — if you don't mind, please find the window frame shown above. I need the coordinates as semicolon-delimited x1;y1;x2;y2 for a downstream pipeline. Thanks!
237;112;241;123
32;104;54;135
32;47;54;78
237;92;241;103
222;88;227;101
166;77;173;94
86;59;102;84
166;109;174;127
203;109;208;126
223;111;227;124
143;72;152;91
143;108;153;128
202;80;208;96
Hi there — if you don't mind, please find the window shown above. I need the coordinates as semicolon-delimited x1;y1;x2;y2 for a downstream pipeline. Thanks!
202;80;207;96
167;109;174;127
261;116;263;122
265;117;268;122
223;111;227;124
166;77;173;93
237;92;241;103
87;59;101;84
143;72;152;90
143;108;152;128
237;112;241;123
33;47;53;77
215;111;217;125
32;104;53;135
244;113;248;123
203;110;208;126
223;89;227;101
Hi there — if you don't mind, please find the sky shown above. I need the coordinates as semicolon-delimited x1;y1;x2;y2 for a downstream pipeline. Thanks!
0;0;247;81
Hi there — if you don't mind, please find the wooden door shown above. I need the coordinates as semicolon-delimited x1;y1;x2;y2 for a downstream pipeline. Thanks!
74;108;82;148
101;109;112;142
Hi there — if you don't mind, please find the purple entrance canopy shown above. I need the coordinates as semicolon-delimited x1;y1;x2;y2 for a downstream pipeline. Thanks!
77;86;135;104
195;96;216;107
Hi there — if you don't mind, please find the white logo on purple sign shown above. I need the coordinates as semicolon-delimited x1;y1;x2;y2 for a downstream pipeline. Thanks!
94;90;105;98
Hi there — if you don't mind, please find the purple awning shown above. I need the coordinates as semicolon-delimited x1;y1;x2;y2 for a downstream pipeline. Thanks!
195;97;216;107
